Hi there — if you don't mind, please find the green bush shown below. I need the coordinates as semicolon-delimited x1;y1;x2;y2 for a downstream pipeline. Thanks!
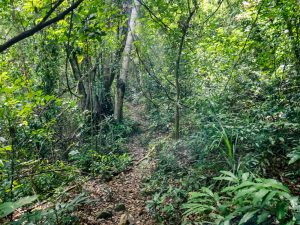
288;146;300;165
0;195;38;219
183;171;300;225
15;161;78;199
147;186;187;225
70;149;132;177
13;193;88;225
81;116;139;155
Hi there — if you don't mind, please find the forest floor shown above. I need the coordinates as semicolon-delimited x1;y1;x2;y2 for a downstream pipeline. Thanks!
78;103;158;225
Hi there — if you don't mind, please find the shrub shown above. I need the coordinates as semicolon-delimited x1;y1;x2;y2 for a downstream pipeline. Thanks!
183;171;300;225
13;193;88;225
69;149;132;177
147;186;187;225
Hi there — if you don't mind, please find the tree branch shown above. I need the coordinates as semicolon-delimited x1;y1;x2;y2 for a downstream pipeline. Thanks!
40;0;65;24
0;0;84;53
136;0;172;31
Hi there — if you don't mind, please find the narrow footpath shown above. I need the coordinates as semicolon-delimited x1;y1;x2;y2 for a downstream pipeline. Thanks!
79;103;157;225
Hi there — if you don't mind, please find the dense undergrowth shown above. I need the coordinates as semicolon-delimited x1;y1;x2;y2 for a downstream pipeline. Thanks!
0;76;136;223
140;91;300;224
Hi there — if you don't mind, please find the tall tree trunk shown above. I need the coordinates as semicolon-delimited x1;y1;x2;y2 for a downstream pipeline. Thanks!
102;55;114;116
174;34;185;140
114;0;140;121
174;3;198;140
69;52;88;110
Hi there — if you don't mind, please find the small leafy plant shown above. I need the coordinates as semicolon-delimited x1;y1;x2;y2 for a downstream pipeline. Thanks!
288;146;300;165
147;186;187;224
183;171;300;225
70;149;132;177
0;195;38;219
13;193;88;225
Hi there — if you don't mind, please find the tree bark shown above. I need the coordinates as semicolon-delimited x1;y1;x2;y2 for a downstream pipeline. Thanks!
174;3;197;140
114;0;140;121
174;34;185;140
69;52;88;110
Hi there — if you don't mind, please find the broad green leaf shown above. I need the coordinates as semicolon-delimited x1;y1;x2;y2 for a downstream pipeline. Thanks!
276;201;288;221
288;152;300;164
239;210;259;224
242;172;250;181
201;187;214;198
257;210;270;224
262;191;277;205
253;189;269;205
0;195;38;218
233;187;257;202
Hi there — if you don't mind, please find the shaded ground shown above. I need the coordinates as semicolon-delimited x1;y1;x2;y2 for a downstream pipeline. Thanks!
78;103;157;225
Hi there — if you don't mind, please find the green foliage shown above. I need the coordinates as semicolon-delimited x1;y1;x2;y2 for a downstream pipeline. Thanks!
146;186;187;224
0;195;38;219
98;117;139;153
183;171;300;225
13;193;88;225
0;160;78;204
156;148;182;175
142;139;212;224
1;0;300;224
288;146;300;165
16;161;78;198
70;149;132;177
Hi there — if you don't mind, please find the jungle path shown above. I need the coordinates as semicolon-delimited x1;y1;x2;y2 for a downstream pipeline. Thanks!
79;103;157;225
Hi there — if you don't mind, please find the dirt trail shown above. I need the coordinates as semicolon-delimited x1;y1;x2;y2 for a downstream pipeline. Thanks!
79;103;157;225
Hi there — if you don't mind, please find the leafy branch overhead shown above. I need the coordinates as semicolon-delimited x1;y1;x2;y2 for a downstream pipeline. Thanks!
0;0;84;53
